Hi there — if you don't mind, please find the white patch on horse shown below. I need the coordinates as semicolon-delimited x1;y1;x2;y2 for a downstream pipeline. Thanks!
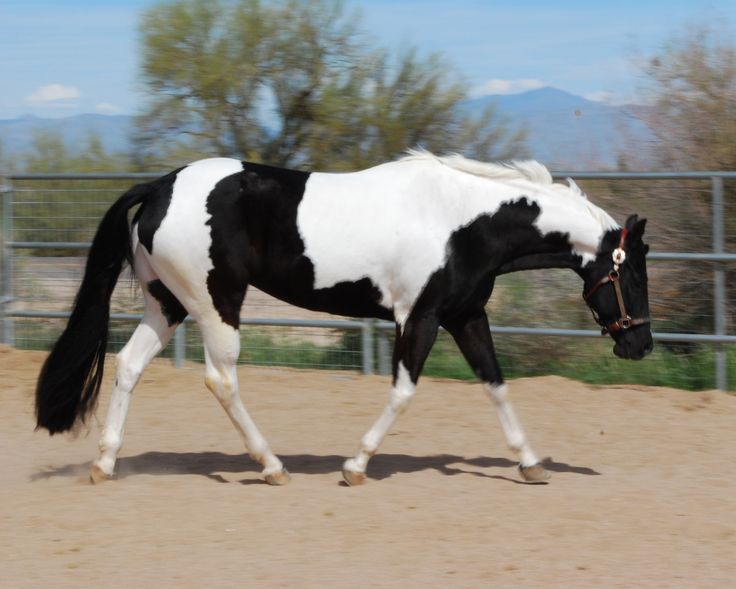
484;382;540;468
343;361;415;480
297;153;617;316
150;158;243;316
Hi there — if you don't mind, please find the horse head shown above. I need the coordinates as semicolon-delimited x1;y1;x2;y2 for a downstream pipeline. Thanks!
582;214;653;360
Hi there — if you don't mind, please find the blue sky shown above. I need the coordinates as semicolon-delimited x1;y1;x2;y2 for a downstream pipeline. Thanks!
1;0;734;119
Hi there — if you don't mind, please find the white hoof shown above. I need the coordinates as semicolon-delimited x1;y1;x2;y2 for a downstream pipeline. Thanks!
89;463;114;484
342;468;367;486
519;463;551;482
342;458;367;486
264;468;291;486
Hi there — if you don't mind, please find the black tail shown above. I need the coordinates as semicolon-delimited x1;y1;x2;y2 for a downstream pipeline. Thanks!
35;182;155;434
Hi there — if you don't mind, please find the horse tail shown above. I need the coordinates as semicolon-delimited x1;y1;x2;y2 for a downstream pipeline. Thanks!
35;181;156;434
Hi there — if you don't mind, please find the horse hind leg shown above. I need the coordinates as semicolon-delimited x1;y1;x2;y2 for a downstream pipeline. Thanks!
90;279;183;483
198;318;290;485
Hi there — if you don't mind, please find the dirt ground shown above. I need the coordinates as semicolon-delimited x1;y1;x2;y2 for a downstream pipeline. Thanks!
2;345;735;588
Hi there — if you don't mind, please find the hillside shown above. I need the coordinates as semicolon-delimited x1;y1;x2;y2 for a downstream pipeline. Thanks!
0;88;654;169
464;87;654;168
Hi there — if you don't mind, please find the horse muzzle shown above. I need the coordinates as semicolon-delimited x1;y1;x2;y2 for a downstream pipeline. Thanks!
613;334;653;360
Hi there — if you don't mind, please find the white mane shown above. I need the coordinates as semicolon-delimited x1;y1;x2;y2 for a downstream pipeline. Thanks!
402;148;554;186
401;149;618;230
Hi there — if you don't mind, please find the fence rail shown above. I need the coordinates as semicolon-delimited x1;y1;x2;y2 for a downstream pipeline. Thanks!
1;170;734;390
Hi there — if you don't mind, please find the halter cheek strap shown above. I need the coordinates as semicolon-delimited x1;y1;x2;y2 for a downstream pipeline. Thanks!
583;228;651;336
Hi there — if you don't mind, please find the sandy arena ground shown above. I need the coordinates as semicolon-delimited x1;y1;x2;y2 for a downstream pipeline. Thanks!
1;345;735;588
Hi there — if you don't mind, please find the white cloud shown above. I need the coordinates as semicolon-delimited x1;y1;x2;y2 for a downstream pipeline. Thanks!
470;78;546;98
95;102;121;115
584;91;615;104
583;90;645;106
26;84;81;106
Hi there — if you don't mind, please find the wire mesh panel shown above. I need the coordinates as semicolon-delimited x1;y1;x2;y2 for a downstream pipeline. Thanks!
2;173;734;390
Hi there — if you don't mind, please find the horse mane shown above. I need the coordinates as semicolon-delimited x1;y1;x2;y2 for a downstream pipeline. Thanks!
401;148;554;186
401;149;619;230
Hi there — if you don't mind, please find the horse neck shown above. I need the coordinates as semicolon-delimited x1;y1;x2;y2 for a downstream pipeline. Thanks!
498;203;617;275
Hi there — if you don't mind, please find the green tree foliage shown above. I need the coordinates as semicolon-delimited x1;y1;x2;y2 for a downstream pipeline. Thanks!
135;0;526;169
23;130;126;173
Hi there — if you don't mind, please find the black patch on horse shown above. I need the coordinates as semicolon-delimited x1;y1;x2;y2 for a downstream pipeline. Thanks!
147;279;187;326
205;162;313;328
297;276;392;320
416;198;576;324
134;169;183;254
205;162;391;327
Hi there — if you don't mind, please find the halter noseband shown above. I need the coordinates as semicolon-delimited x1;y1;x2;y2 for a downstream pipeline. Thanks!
583;228;650;336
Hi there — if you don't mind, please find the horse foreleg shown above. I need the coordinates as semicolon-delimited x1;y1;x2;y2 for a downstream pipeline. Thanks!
342;362;415;486
484;382;548;481
91;306;177;483
445;311;549;482
200;321;290;485
343;317;438;486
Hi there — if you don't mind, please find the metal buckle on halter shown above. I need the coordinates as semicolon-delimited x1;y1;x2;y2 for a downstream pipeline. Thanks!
612;248;626;266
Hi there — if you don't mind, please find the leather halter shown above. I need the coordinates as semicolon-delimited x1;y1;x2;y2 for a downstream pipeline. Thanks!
583;228;650;336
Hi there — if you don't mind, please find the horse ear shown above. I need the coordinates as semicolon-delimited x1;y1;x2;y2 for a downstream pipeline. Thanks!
625;215;646;241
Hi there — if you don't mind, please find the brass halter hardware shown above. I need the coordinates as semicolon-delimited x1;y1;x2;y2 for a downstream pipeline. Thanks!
583;228;650;336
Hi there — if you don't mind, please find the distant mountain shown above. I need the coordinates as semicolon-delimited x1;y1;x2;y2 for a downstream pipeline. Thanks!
0;88;654;169
0;113;133;157
465;87;654;168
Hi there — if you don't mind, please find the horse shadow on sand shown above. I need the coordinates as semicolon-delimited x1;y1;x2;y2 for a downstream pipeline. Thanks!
31;452;600;485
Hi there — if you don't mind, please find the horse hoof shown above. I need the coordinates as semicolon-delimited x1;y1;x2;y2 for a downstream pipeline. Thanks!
519;463;551;482
264;468;291;486
89;464;113;484
342;468;367;486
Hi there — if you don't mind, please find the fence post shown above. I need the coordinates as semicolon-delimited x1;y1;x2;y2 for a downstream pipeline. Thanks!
1;181;14;346
377;327;392;376
174;322;186;368
361;319;375;375
712;176;727;391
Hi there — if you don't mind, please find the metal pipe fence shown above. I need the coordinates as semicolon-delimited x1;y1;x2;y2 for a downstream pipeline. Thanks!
1;171;734;390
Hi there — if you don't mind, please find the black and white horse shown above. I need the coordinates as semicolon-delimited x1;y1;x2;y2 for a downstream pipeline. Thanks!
35;150;652;485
